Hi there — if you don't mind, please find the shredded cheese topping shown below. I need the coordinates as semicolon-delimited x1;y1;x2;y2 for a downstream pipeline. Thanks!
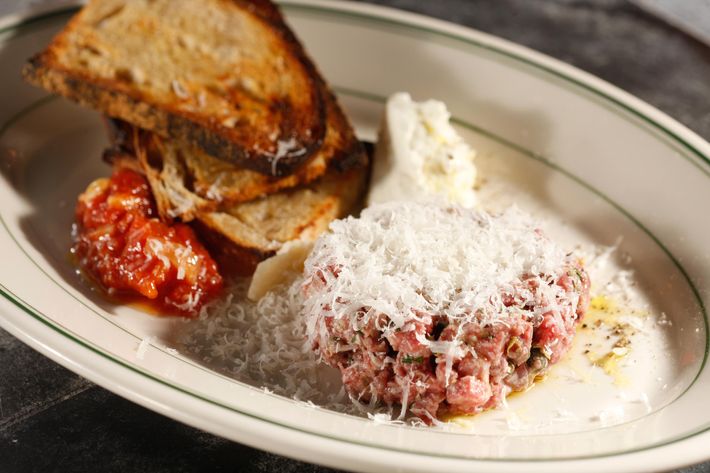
302;202;576;364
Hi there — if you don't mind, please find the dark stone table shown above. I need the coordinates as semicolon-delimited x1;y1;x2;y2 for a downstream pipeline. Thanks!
2;1;709;472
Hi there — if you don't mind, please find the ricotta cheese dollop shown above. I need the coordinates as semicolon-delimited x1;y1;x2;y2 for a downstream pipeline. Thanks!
367;92;477;208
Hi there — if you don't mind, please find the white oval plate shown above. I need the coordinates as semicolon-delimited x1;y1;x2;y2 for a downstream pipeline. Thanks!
1;1;709;472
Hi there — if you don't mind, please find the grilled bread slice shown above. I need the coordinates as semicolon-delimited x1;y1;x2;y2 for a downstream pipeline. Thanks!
23;0;327;176
108;142;367;275
105;122;367;275
179;86;366;203
107;76;366;206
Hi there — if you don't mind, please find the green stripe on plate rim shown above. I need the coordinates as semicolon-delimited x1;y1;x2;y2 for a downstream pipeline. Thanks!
286;3;710;179
1;93;708;460
0;2;708;462
7;86;703;439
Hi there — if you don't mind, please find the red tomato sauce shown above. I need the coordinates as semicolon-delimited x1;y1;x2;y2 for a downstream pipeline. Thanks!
73;167;222;316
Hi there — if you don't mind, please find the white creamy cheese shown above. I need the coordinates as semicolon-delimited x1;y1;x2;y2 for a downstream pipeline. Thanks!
247;239;314;301
367;92;477;207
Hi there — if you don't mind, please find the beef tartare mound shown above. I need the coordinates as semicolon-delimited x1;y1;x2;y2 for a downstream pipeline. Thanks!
302;202;590;423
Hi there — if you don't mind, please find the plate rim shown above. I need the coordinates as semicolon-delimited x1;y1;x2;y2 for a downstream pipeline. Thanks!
1;1;709;472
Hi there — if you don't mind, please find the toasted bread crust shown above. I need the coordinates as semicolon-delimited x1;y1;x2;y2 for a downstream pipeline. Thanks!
113;143;367;275
318;85;369;173
23;0;329;176
237;0;284;23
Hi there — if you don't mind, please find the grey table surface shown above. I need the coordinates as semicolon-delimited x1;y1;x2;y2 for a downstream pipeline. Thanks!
1;0;710;472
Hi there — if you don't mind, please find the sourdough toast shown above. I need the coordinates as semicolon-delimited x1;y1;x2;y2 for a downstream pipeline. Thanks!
180;85;366;203
107;73;366;207
23;0;328;176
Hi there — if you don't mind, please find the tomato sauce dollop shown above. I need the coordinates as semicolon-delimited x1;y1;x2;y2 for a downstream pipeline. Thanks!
73;167;223;316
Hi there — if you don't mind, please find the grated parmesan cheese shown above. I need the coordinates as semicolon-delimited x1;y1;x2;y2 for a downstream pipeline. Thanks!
302;202;573;359
297;201;594;422
136;336;155;360
179;278;355;410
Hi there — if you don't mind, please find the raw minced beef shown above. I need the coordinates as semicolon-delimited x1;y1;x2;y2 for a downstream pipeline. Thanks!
301;202;590;422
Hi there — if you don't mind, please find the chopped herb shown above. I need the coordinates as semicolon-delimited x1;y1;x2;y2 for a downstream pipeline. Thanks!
568;268;583;290
402;355;424;364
